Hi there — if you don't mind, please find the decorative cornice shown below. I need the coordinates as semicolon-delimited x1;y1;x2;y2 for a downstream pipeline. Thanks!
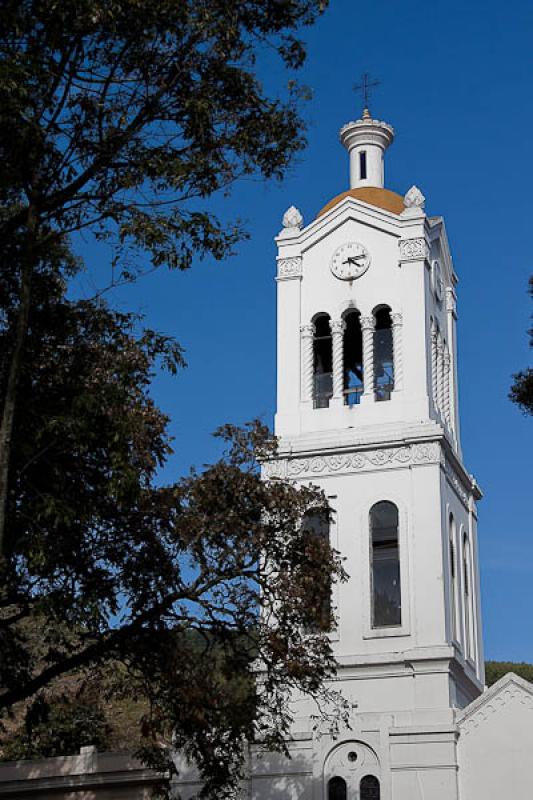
398;238;429;262
276;256;302;280
263;442;441;480
263;438;475;511
442;456;469;508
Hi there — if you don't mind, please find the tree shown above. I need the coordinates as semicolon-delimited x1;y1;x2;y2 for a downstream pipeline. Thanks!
510;276;533;415
0;272;345;795
0;6;345;793
1;689;111;761
0;0;328;551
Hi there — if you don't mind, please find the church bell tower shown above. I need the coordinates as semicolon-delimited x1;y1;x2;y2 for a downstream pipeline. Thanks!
262;103;485;799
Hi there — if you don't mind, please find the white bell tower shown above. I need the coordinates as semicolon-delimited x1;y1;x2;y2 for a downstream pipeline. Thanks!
262;106;485;800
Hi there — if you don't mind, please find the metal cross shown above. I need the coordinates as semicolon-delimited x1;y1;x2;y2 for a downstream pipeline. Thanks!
353;72;381;111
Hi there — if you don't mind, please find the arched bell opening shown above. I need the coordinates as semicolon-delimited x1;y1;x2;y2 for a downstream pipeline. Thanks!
313;313;333;408
343;309;363;406
373;306;394;401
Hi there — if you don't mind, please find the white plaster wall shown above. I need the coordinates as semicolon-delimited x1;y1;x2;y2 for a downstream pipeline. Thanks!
288;459;463;669
458;680;533;800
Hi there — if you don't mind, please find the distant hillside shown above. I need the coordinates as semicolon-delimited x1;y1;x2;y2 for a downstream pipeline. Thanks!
485;661;533;687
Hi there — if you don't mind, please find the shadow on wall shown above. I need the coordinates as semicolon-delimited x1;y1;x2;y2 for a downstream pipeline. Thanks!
170;745;313;800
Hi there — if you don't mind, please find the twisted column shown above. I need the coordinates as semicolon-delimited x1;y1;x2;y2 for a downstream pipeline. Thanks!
330;319;345;402
391;312;403;391
300;324;315;403
437;332;445;414
443;347;451;425
431;320;439;410
360;315;375;399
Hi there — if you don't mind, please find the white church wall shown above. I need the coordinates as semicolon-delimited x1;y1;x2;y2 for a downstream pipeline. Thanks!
458;674;533;800
305;459;450;663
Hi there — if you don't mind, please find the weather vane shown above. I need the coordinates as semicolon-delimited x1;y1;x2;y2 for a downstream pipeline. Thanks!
353;72;380;113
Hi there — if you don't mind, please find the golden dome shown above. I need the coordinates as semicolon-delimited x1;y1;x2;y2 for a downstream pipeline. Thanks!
317;187;405;218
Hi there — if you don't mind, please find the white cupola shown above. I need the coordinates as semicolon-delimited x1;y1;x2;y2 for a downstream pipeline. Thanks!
340;108;394;189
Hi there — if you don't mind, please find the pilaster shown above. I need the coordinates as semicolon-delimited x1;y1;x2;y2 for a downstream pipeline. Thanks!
331;318;346;407
360;315;375;403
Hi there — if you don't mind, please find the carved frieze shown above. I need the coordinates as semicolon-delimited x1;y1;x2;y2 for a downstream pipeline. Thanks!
263;442;441;480
398;238;429;262
276;256;302;279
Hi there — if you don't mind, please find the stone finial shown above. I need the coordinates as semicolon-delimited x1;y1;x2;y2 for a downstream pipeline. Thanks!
404;185;425;209
401;185;426;219
282;205;303;230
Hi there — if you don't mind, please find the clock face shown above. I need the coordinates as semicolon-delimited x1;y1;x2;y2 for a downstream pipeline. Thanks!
432;259;444;302
330;242;371;281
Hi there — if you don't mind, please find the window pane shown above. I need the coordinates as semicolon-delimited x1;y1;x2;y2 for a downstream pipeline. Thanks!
360;150;367;180
328;776;347;800
302;510;331;631
360;775;380;800
449;515;457;641
371;502;401;627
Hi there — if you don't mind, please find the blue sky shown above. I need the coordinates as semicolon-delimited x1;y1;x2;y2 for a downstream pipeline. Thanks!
77;0;533;662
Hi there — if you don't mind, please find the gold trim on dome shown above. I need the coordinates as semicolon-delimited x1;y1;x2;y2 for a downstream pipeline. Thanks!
317;187;405;218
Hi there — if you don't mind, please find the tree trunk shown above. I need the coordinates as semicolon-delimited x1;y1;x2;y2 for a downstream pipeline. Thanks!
0;220;34;556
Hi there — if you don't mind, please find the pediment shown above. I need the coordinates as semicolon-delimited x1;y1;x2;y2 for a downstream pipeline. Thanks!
458;672;533;737
299;196;403;253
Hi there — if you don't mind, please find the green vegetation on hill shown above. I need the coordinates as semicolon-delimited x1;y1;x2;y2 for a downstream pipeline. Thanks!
485;661;533;687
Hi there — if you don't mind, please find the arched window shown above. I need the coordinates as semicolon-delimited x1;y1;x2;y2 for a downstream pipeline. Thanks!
302;509;332;631
313;314;332;408
328;776;347;800
370;502;401;628
449;514;457;642
463;532;474;660
374;307;394;401
360;775;380;800
343;310;363;405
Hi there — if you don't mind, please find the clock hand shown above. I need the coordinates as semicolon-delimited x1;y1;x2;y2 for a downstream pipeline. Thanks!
343;255;365;266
